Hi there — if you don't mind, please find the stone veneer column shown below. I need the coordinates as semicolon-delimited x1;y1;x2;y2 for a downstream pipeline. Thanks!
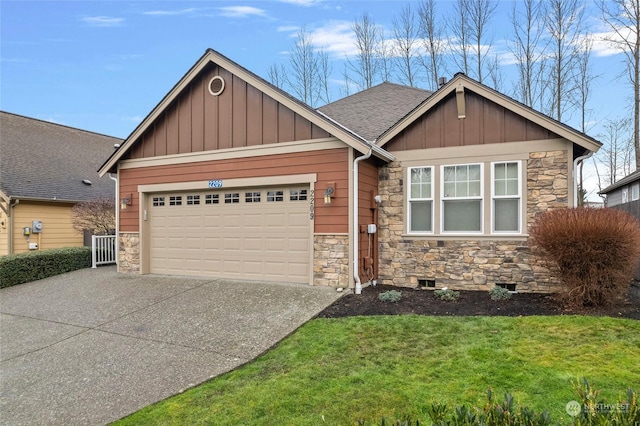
313;235;349;287
118;232;140;273
377;151;568;293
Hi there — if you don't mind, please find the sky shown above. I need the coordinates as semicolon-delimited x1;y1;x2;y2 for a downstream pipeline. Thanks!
1;0;636;199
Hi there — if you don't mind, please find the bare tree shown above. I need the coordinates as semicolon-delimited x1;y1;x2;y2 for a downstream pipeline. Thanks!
599;0;640;170
508;0;546;107
392;4;420;87
449;0;472;75
486;55;504;91
350;13;382;89
595;118;634;189
418;0;447;90
318;49;333;105
575;34;598;133
267;63;287;89
466;0;498;83
71;198;115;236
287;27;321;107
377;28;394;82
544;0;585;121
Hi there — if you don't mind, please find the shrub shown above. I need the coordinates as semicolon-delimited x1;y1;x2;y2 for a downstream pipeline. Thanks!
489;286;513;301
0;247;91;288
530;207;640;308
434;288;460;301
378;290;402;303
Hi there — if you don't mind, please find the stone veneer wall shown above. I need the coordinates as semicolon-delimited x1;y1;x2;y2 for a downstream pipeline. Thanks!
314;234;349;287
377;150;568;293
118;232;140;273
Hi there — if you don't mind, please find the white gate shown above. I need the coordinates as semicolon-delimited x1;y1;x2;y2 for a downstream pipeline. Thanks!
92;235;117;268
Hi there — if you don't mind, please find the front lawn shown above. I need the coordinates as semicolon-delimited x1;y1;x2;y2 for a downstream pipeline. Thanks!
114;316;639;425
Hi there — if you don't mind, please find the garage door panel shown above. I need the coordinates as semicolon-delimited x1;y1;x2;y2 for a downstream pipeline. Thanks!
149;185;310;283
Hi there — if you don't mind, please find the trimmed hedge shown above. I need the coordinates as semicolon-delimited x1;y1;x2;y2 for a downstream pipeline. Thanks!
0;247;91;288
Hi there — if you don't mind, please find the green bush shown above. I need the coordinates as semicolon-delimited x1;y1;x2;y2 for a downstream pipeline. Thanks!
530;207;640;308
434;288;460;301
378;290;402;303
489;286;513;301
0;247;91;288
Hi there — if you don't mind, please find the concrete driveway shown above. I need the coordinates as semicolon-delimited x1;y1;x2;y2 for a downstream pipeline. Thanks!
0;266;342;425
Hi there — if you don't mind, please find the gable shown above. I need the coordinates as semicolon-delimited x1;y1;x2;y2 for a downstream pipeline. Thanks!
385;89;560;152
126;62;331;160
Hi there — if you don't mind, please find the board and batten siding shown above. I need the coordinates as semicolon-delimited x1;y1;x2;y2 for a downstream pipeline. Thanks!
386;90;561;151
127;64;331;160
357;159;379;280
11;202;82;254
0;205;8;256
119;148;350;234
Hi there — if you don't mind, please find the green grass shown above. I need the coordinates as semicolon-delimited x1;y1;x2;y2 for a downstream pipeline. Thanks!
114;316;640;425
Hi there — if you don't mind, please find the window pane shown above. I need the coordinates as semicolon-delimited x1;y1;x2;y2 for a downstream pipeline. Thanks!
443;200;481;232
411;183;421;198
443;182;455;198
495;163;506;180
456;165;468;181
410;168;431;199
506;162;518;178
469;164;481;180
469;181;481;196
495;199;519;232
456;182;467;197
410;201;432;232
506;179;519;195
495;180;506;196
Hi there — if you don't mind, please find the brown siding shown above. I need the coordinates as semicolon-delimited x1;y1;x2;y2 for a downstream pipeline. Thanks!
387;90;560;151
119;148;349;234
127;63;331;160
358;159;379;281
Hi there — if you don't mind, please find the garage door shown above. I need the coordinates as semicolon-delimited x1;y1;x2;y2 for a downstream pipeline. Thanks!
148;186;311;283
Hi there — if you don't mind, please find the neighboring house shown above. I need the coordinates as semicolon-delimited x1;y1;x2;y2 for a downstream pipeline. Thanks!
599;170;640;218
599;170;640;283
98;49;601;293
0;112;122;255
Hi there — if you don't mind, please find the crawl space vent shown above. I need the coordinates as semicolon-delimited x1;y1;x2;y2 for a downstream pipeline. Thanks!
208;76;225;96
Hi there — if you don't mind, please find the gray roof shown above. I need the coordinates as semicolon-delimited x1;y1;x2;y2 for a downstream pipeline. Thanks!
318;82;432;142
599;169;640;195
0;111;122;202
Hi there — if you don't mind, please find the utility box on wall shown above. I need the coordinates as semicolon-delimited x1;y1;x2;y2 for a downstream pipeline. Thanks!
32;220;43;233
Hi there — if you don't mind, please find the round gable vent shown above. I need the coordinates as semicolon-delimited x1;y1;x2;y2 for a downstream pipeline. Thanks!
208;76;225;96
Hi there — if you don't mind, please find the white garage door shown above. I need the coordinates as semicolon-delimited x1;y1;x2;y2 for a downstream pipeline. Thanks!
148;186;311;283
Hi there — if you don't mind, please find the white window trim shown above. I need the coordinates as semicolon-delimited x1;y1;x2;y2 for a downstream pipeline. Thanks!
622;188;629;204
407;166;434;234
631;183;639;201
440;163;484;235
490;161;522;234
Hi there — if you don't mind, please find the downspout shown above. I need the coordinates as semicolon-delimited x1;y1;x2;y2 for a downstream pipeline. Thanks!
573;152;593;208
8;199;19;255
109;173;119;265
353;147;373;295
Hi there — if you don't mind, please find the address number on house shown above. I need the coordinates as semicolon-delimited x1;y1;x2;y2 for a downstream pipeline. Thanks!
208;180;223;188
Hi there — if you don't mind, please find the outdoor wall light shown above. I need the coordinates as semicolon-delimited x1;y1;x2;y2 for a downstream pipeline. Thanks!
120;195;132;210
324;185;335;205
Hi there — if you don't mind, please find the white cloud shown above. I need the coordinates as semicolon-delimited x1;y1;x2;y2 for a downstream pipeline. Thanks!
279;0;324;6
81;16;124;27
277;25;300;33
218;6;267;18
142;8;202;16
306;21;357;57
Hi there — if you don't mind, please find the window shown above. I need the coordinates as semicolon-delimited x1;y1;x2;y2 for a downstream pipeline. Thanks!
442;164;482;233
492;162;521;233
245;192;261;203
290;189;308;201
622;188;628;204
267;190;284;202
152;197;165;207
408;167;433;232
224;193;239;204
205;194;219;204
631;183;639;201
186;195;200;205
169;196;182;206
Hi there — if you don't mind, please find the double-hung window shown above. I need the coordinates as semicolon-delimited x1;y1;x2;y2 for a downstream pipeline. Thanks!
442;164;482;233
492;161;521;233
632;183;639;201
408;167;433;233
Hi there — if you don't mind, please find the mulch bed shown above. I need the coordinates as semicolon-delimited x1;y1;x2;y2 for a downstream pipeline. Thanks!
316;284;640;320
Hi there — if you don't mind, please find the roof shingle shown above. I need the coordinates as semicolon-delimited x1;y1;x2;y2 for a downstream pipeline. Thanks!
0;111;122;202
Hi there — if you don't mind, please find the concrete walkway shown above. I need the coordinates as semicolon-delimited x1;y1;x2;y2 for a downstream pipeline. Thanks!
0;267;342;425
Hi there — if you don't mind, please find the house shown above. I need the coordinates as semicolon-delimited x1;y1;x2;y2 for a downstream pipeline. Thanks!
98;49;601;293
599;169;640;282
0;112;122;255
599;169;640;217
